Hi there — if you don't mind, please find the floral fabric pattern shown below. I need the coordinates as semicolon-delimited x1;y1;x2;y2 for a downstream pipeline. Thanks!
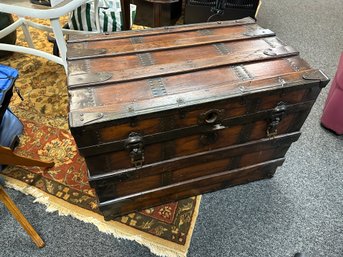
1;16;200;246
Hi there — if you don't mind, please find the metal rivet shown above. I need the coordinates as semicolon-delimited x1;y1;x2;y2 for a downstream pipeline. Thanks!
177;98;185;105
278;77;286;87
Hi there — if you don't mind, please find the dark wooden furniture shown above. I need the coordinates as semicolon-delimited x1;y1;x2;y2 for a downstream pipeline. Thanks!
120;0;131;30
0;13;16;57
184;0;261;24
66;18;329;220
131;0;182;27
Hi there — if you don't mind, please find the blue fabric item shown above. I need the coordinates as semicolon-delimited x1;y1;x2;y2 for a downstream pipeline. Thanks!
0;65;21;172
0;109;23;171
0;108;23;148
0;64;18;104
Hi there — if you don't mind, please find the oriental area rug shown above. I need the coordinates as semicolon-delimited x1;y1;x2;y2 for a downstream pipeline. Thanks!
0;17;201;257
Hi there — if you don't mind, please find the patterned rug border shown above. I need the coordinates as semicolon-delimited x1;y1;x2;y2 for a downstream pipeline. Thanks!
3;175;201;257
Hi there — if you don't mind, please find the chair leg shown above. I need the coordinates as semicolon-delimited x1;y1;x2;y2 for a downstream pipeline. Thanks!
20;18;35;49
0;146;54;168
50;18;67;72
0;186;45;248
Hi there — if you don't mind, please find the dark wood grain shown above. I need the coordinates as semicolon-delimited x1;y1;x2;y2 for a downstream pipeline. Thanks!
67;19;329;219
67;17;257;43
99;159;284;220
90;132;300;198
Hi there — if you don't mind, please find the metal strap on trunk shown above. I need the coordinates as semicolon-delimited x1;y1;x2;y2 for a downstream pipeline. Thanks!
67;17;256;43
67;24;274;60
68;46;298;88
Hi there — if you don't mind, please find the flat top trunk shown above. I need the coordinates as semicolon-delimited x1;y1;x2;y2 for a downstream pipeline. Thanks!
67;18;329;129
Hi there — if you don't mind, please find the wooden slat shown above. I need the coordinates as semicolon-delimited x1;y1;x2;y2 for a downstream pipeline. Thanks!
68;46;298;88
69;69;324;128
67;17;256;43
67;27;275;60
98;159;284;219
78;101;309;157
96;147;290;199
89;132;301;185
68;37;288;78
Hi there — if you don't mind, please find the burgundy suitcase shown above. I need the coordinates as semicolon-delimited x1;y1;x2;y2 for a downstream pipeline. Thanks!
321;53;343;135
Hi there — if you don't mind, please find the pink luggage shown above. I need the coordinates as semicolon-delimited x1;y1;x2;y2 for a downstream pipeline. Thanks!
321;53;343;135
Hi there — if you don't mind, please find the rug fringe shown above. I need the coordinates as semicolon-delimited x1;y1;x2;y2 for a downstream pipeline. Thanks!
4;178;198;257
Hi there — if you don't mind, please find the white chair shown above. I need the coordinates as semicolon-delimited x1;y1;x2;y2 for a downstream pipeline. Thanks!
0;0;100;73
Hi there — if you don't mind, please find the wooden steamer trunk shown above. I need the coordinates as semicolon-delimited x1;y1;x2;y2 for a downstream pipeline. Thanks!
67;18;329;220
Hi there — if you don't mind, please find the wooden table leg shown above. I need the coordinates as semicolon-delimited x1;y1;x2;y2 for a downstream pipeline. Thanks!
120;0;131;30
153;3;162;27
0;186;45;248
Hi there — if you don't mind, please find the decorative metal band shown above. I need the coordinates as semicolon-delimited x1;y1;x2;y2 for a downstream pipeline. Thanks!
263;38;279;48
213;43;230;55
84;59;92;72
68;42;107;59
69;59;91;74
263;37;286;48
86;87;97;107
243;25;255;36
231;65;254;81
285;58;300;72
148;78;167;97
242;26;265;36
130;36;144;44
198;29;213;36
68;72;113;88
137;53;155;66
69;88;97;110
78;112;104;125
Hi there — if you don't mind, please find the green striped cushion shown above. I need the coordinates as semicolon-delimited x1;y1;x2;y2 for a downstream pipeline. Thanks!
68;1;136;32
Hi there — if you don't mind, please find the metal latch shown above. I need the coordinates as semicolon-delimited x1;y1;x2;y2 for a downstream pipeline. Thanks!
267;102;287;138
125;132;144;168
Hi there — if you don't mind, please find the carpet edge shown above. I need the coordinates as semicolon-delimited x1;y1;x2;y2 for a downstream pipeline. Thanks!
3;175;201;257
